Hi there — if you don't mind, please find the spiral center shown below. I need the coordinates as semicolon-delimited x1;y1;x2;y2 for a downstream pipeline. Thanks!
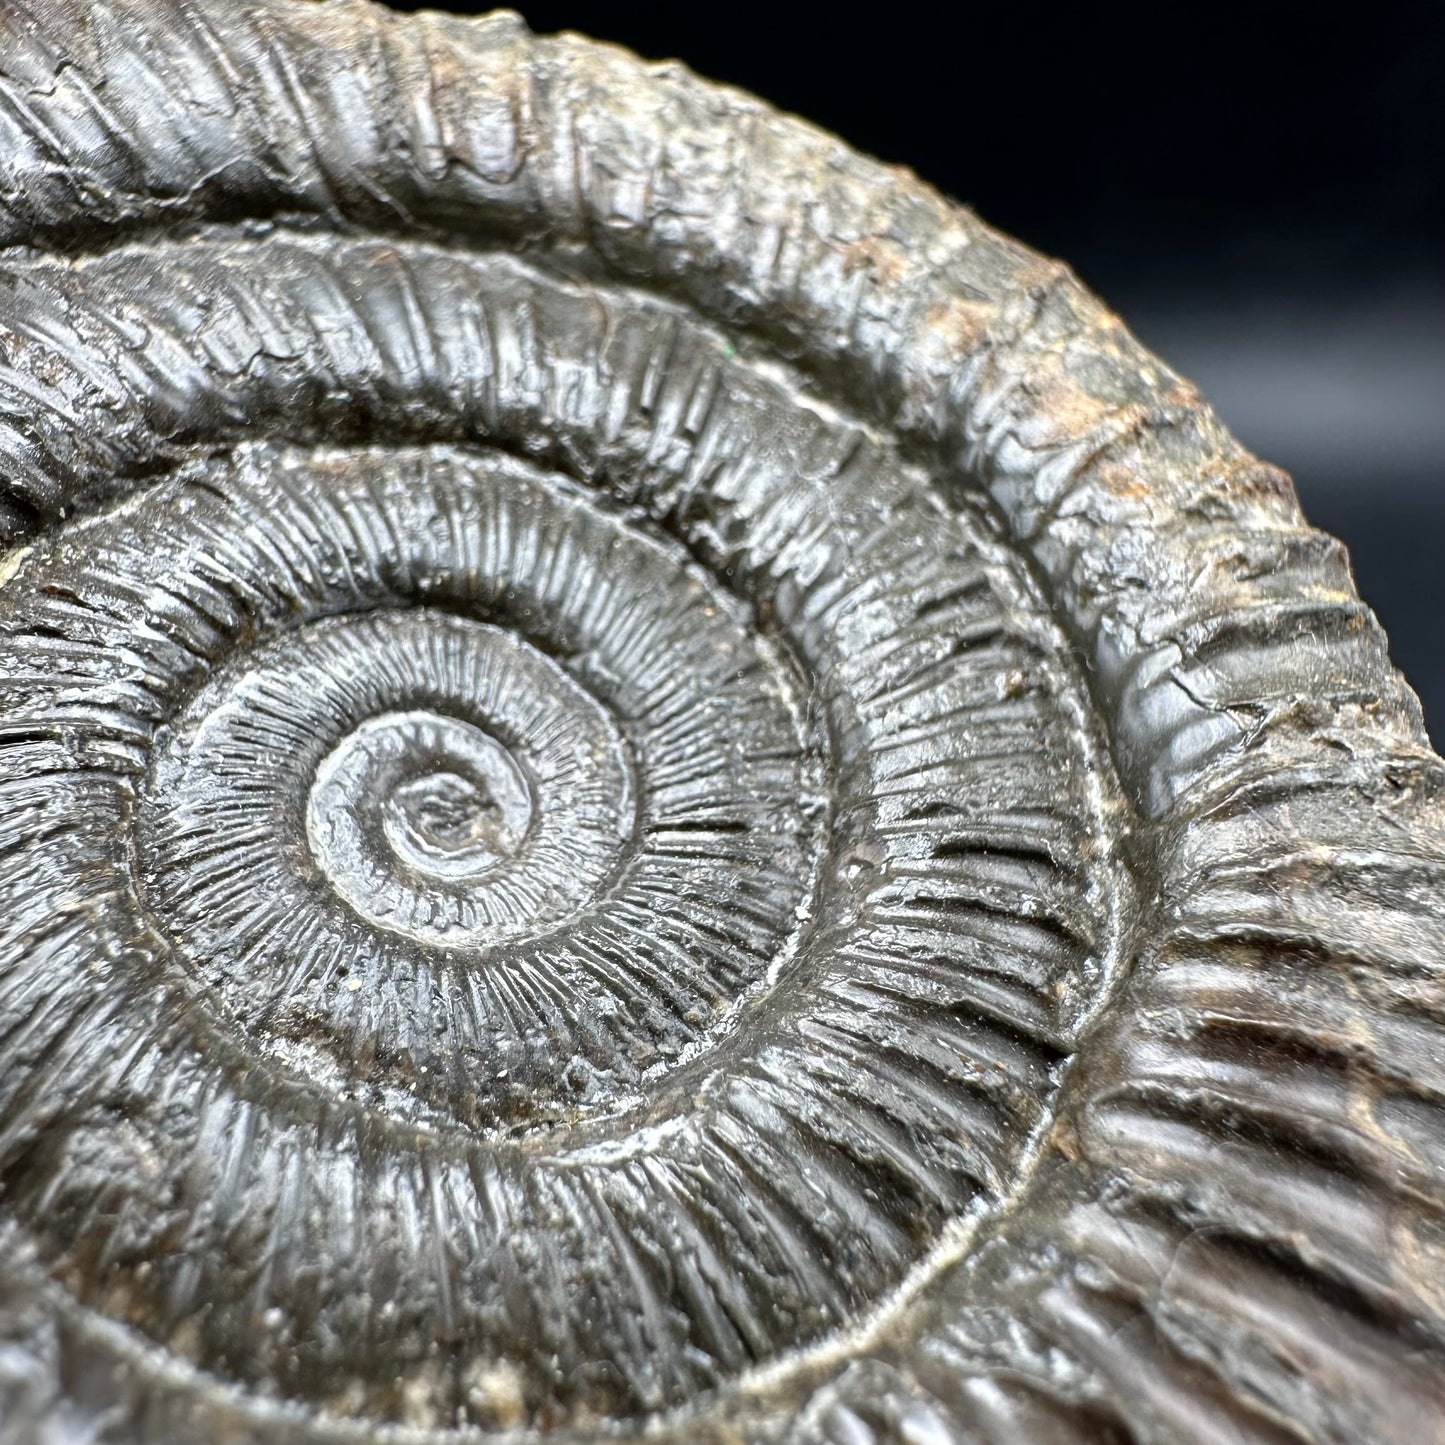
311;711;535;890
389;770;515;864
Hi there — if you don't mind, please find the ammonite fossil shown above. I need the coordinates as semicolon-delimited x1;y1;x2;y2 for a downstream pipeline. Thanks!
0;2;1441;1441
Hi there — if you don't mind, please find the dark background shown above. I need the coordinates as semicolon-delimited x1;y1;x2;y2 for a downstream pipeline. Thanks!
386;0;1445;744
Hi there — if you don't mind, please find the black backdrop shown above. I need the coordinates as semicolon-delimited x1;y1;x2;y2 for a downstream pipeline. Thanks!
384;0;1445;743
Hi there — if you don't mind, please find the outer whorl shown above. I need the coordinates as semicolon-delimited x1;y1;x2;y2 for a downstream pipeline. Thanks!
0;3;1441;1442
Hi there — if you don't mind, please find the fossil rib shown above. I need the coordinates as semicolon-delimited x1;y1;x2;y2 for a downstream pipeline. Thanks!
0;3;1440;1442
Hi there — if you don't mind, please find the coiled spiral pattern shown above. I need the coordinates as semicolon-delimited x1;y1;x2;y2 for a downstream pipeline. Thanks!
0;243;1116;1426
0;2;1442;1442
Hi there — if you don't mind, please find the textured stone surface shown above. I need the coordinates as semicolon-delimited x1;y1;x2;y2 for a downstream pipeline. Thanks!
0;2;1440;1441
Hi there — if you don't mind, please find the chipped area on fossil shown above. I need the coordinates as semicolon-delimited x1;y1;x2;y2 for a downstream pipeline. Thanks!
0;2;1440;1442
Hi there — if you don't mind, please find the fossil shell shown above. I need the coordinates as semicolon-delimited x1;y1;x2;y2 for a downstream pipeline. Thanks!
0;3;1441;1442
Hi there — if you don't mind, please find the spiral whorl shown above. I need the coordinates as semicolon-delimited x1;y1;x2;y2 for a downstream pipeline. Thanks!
0;254;1116;1426
0;2;1442;1443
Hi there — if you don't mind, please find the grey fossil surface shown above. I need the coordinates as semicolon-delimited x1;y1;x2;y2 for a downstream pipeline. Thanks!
0;2;1441;1441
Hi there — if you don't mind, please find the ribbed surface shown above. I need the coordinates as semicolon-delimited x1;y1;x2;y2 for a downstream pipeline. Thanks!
0;2;1438;1442
0;242;1116;1430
